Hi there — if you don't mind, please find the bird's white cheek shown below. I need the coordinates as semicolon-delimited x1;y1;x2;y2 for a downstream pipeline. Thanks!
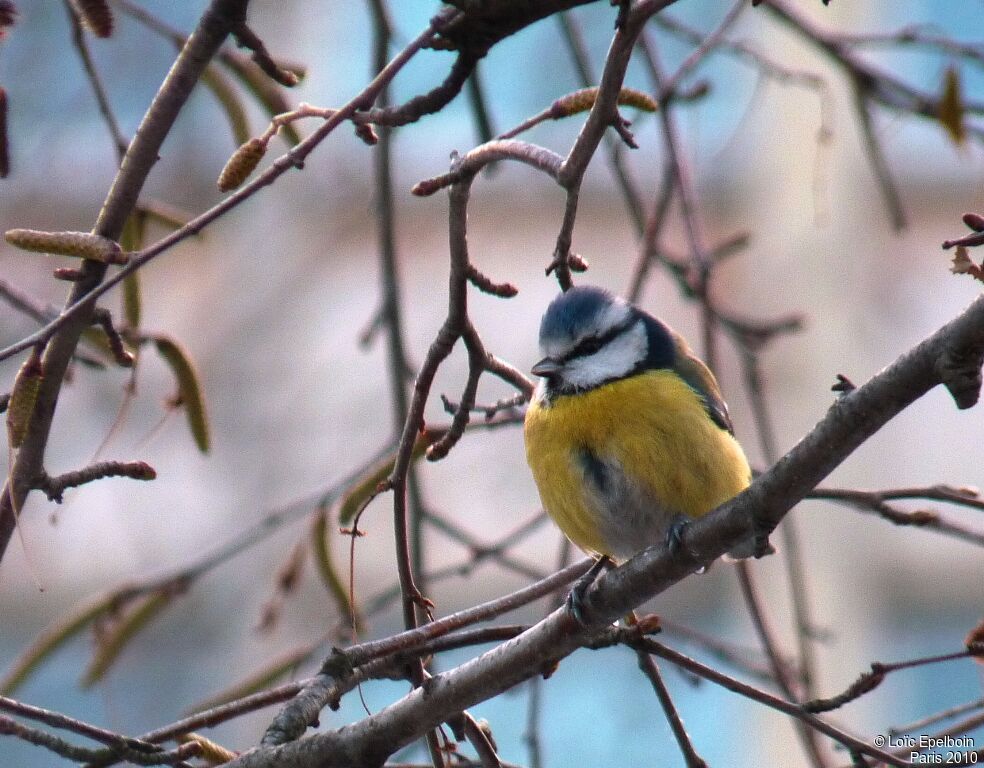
561;323;649;390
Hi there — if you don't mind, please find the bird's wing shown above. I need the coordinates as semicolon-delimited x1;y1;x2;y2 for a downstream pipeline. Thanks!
670;332;735;435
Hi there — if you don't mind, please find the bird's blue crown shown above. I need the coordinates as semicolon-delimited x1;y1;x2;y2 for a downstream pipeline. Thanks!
538;286;620;346
539;286;675;371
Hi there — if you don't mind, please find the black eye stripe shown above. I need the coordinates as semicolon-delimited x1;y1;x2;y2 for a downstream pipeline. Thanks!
563;317;637;362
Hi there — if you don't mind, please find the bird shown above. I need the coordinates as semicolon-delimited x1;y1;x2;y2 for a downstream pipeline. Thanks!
524;285;759;578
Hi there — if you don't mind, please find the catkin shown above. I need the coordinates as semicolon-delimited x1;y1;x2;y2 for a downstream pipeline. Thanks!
5;229;126;264
217;138;265;192
554;87;659;118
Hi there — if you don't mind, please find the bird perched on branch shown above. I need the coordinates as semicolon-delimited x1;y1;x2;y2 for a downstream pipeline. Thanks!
524;286;763;609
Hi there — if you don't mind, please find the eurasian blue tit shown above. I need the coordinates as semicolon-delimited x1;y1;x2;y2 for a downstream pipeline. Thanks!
524;285;756;563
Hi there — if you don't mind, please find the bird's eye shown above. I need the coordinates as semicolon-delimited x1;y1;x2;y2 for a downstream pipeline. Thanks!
577;337;604;356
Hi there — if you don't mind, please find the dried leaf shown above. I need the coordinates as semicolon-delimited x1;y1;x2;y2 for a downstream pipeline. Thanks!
257;542;307;633
311;506;363;633
154;336;211;453
219;53;302;146
938;66;965;145
140;200;193;231
6;348;42;449
202;64;252;147
83;589;173;687
119;213;146;332
0;592;119;694
186;646;313;713
950;245;984;283
177;733;238;766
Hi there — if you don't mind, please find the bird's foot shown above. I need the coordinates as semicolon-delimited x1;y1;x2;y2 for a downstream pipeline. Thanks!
665;515;691;554
667;515;712;572
565;555;611;625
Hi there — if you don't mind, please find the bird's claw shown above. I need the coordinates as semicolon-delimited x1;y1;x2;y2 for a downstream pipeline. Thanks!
565;555;611;626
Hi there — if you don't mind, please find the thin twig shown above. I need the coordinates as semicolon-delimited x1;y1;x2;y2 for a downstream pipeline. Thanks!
811;487;984;548
634;640;908;767
63;0;128;159
0;714;199;767
633;648;707;767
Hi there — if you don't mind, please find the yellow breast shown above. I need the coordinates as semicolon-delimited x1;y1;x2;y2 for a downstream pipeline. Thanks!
523;369;751;559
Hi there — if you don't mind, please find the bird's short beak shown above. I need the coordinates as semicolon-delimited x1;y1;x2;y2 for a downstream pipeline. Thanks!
531;357;563;377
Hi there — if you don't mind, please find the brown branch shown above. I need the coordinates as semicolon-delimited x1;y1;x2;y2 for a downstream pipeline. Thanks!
556;13;646;233
633;641;907;766
811;487;984;548
838;25;984;69
440;392;526;421
460;712;503;768
423;508;547;582
231;22;299;87
626;159;675;302
258;558;591;747
657;0;745;104
546;1;675;288
435;0;599;58
0;0;252;564
852;88;906;231
654;11;828;94
360;50;479;129
35;460;155;503
633;647;707;768
658;617;778;684
412;140;563;195
466;264;517;298
0;280;105;369
804;648;984;714
888;697;984;738
0;695;176;760
64;0;128;159
426;324;486;461
0;713;200;766
735;561;831;767
638;33;717;368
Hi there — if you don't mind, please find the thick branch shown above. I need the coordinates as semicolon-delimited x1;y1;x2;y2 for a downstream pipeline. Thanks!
223;292;984;768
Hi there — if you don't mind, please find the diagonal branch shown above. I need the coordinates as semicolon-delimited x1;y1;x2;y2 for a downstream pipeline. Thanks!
221;288;984;768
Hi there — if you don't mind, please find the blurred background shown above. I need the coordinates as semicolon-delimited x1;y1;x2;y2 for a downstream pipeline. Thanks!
1;1;983;765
